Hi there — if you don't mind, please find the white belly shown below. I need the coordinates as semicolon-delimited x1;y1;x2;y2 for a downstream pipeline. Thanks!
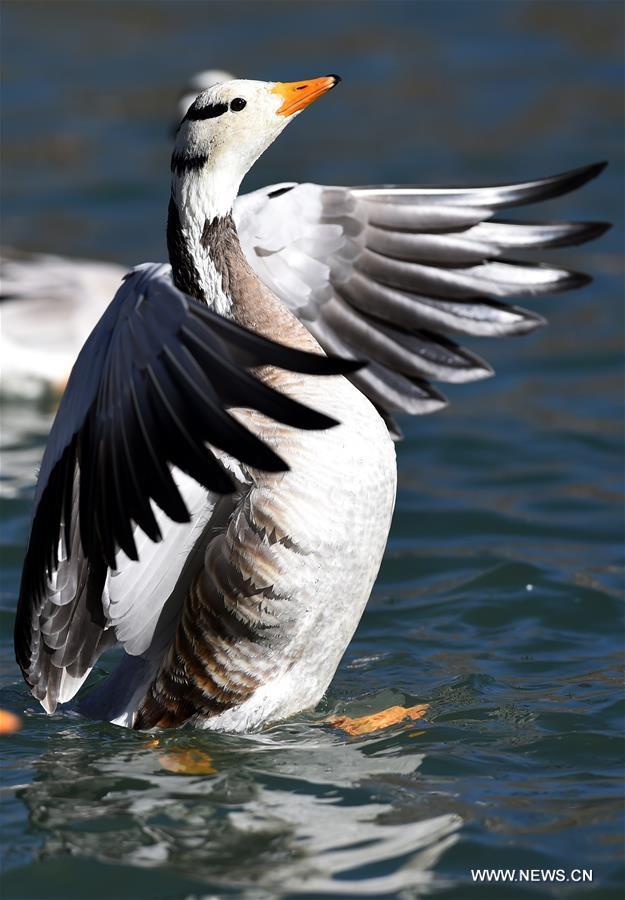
198;374;397;732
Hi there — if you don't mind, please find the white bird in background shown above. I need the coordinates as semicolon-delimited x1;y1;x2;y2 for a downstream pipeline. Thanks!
1;69;233;399
12;74;608;733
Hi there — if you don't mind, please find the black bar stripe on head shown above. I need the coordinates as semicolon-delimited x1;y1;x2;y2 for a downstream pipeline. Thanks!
183;101;228;123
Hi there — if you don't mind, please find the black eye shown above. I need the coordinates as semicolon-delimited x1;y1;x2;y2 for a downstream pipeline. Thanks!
230;97;247;112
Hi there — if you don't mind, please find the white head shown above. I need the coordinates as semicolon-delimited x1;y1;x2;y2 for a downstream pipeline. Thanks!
171;76;340;221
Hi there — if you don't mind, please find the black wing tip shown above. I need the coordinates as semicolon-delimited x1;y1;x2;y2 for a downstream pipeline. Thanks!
492;259;595;295
277;352;366;377
551;160;609;194
503;160;610;209
294;409;342;431
585;160;609;179
253;455;290;474
512;307;548;334
583;221;612;240
562;271;593;291
476;359;495;379
414;378;448;408
322;356;366;375
198;305;366;377
545;220;612;248
445;342;495;380
537;269;593;294
546;160;608;185
240;443;291;474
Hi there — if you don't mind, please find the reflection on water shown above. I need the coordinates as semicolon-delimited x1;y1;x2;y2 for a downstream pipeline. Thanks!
15;720;461;896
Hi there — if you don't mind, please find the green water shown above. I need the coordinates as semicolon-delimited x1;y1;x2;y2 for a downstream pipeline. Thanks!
1;1;624;897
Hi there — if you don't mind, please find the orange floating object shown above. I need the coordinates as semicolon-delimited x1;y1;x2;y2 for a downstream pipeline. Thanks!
156;747;216;775
143;736;216;774
328;703;429;736
0;709;22;735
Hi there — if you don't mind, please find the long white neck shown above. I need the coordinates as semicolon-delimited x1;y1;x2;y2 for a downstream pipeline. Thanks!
167;158;243;315
174;155;242;224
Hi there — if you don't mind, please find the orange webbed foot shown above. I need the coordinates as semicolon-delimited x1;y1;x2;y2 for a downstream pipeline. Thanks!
327;703;429;736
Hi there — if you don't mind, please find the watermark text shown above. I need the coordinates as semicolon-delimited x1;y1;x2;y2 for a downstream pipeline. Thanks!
471;868;593;884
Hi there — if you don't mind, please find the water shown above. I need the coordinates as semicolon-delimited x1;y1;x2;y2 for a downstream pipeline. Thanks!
1;1;624;897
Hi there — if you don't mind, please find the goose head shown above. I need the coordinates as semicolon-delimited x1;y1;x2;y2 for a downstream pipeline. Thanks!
171;76;340;221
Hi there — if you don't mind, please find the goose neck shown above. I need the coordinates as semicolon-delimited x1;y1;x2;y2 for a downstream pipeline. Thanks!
167;164;242;315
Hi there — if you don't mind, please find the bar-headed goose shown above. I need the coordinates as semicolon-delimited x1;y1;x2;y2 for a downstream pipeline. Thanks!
14;76;608;731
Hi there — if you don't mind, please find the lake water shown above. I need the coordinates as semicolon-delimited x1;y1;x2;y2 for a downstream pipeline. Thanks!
1;2;623;898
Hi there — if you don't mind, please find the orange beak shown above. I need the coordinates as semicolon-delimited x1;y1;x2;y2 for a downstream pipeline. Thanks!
272;75;341;117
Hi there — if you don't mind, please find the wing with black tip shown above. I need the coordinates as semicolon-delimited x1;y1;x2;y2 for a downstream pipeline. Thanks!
236;162;609;436
15;262;362;712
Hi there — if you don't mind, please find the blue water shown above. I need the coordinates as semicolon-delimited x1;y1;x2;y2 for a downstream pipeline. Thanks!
1;2;624;898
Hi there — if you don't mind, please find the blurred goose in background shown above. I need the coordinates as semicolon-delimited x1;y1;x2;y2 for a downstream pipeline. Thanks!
1;251;129;398
12;74;609;734
1;69;233;399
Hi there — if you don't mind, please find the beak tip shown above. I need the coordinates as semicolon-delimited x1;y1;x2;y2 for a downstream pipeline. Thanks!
327;74;342;87
273;75;342;116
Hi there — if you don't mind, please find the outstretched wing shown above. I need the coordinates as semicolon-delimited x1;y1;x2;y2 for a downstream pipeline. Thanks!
15;262;361;711
236;162;609;434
